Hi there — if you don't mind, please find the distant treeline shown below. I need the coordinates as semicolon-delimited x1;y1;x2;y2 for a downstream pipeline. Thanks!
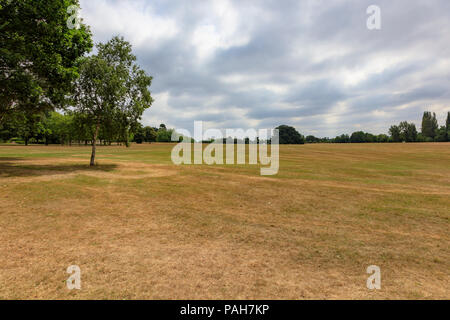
0;110;171;146
1;111;449;145
281;111;450;144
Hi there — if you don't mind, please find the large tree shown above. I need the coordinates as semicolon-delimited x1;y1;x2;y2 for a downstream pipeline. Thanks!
276;125;305;144
421;111;439;139
350;131;366;143
0;0;92;123
399;121;418;142
73;36;153;166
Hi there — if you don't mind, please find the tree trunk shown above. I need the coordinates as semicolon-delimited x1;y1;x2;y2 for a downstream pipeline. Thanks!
90;121;101;166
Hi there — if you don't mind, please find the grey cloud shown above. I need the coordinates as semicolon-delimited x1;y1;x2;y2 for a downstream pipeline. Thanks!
81;0;450;136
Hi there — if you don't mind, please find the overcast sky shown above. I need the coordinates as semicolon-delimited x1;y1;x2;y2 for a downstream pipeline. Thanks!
79;0;450;137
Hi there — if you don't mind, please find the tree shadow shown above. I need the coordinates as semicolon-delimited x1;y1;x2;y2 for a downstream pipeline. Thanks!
0;158;117;178
0;157;26;162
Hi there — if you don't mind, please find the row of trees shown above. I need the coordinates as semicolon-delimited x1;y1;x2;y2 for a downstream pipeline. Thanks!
388;111;450;142
3;111;449;147
297;111;450;144
331;132;390;143
0;112;178;146
122;123;176;144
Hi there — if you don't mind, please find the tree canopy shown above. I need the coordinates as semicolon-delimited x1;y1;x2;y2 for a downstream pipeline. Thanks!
0;0;92;123
421;111;438;140
276;125;305;144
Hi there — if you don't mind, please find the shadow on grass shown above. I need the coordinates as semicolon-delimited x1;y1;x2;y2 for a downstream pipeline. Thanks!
0;158;117;178
0;157;26;162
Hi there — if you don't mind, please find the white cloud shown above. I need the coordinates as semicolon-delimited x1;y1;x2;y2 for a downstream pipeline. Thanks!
80;0;178;48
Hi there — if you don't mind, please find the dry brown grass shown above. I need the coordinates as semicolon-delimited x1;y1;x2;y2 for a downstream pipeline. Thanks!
0;143;449;299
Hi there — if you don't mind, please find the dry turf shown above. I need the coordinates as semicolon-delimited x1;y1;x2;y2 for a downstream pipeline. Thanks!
0;143;449;299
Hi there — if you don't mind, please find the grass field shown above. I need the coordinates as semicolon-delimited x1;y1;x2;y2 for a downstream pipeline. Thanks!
0;143;449;299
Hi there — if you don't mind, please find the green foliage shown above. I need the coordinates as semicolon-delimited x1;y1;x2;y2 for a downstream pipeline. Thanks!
388;122;417;142
398;121;418;142
144;126;157;142
446;112;450;141
133;125;145;144
421;111;438;139
132;124;157;144
156;127;175;142
416;133;426;142
389;125;401;142
8;137;25;144
305;135;320;143
0;0;93;123
350;131;366;143
435;126;448;142
431;113;439;137
41;111;76;145
0;110;163;146
276;125;305;144
364;133;376;143
376;134;389;143
447;112;450;128
13;112;43;145
348;131;378;143
334;134;350;143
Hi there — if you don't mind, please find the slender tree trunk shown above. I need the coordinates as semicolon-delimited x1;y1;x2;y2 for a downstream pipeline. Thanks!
90;121;101;166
